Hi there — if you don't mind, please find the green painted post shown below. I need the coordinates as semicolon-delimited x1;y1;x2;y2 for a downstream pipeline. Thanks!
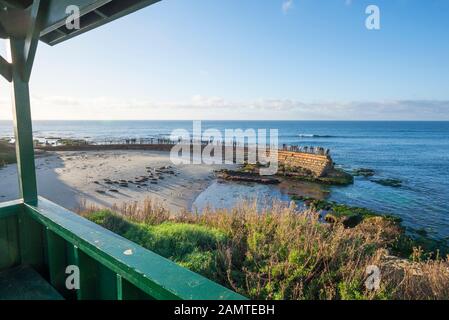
9;38;38;204
116;274;123;300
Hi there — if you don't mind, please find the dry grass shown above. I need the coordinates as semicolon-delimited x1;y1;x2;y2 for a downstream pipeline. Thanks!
80;198;449;300
382;248;449;299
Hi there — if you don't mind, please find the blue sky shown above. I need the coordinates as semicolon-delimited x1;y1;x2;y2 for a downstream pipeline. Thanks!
1;0;449;120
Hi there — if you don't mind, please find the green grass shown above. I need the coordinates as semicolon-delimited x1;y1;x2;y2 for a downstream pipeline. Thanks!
88;210;227;279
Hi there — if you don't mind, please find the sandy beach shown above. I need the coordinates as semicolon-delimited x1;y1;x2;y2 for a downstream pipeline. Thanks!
0;150;231;213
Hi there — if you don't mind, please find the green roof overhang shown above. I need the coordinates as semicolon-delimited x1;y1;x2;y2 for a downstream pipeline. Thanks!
0;0;161;45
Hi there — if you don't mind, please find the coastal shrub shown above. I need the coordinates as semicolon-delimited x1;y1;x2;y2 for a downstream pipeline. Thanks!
0;141;16;166
81;200;449;300
293;196;448;257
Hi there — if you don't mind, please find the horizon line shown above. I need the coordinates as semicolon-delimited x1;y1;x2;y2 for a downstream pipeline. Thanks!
1;119;449;122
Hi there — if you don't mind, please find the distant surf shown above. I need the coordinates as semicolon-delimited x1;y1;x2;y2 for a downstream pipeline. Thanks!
298;134;336;138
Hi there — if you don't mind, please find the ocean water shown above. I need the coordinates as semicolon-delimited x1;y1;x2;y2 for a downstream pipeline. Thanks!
1;120;449;239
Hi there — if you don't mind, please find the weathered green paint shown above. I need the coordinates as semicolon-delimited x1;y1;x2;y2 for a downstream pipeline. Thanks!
120;277;153;300
77;249;99;299
0;201;22;271
38;0;161;46
96;259;119;299
22;0;48;82
42;0;109;34
0;55;12;82
0;199;22;219
1;194;246;301
24;197;246;300
73;248;119;299
9;38;38;205
116;274;150;300
0;265;63;300
18;207;45;273
0;0;31;9
46;228;69;296
3;1;46;204
69;244;82;300
0;202;24;271
0;214;20;271
116;274;123;300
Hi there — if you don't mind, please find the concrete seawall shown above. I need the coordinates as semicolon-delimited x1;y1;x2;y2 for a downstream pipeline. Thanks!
277;150;333;177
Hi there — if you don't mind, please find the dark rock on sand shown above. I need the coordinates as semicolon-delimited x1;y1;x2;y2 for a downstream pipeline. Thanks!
216;170;280;184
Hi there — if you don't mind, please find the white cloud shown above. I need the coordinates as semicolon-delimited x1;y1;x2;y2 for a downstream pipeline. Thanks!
282;0;294;14
1;95;448;121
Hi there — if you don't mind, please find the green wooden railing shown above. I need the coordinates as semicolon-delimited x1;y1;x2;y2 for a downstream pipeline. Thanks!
0;198;245;300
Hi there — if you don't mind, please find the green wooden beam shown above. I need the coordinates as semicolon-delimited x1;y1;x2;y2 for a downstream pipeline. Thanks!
10;38;38;204
39;0;161;46
0;0;29;9
23;0;48;82
0;55;12;82
6;1;46;204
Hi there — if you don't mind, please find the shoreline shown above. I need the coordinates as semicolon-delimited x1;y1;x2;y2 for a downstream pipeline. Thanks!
0;149;233;213
1;145;448;249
